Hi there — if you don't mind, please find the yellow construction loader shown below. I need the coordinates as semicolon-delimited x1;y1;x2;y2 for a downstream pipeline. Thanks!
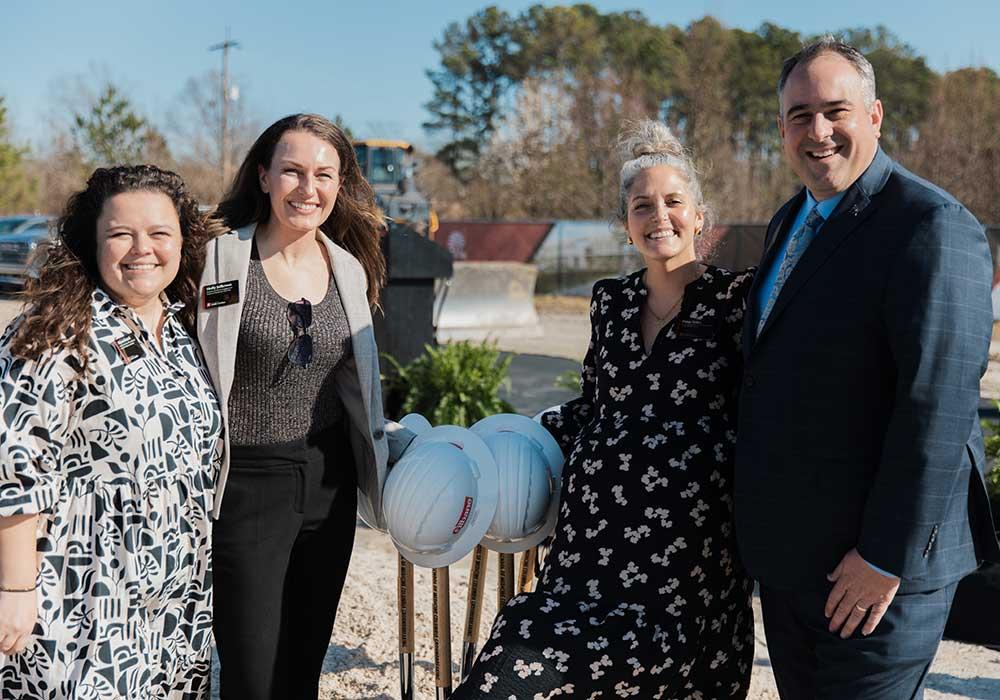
353;139;438;237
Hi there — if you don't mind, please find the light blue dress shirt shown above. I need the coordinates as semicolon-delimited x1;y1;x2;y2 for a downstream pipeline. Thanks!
754;190;845;327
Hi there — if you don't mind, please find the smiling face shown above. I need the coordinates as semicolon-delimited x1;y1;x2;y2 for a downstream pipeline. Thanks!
625;164;704;268
96;190;182;312
258;129;342;236
778;51;883;200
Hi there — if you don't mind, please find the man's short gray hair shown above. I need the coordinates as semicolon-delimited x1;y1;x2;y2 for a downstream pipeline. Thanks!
777;35;877;111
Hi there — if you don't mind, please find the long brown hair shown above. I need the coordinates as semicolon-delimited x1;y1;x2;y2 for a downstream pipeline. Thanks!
214;113;386;306
11;165;219;365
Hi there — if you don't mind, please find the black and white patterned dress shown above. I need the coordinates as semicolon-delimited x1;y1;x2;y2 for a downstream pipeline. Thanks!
0;290;222;699
457;266;755;700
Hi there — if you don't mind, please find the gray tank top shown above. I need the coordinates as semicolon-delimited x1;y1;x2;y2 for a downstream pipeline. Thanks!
227;247;353;445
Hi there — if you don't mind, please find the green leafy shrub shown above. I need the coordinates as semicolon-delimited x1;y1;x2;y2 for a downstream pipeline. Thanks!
553;368;582;392
980;406;1000;527
988;463;1000;502
382;341;515;428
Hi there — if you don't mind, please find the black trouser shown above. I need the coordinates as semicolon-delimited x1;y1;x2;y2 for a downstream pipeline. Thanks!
213;424;358;700
759;582;958;700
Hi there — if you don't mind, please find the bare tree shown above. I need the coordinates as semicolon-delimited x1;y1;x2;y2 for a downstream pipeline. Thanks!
902;68;1000;224
24;132;90;214
27;72;170;213
167;70;260;203
458;72;645;220
414;150;466;220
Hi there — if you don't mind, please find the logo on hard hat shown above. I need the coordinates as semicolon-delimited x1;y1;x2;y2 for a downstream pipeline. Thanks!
383;423;500;568
453;496;474;534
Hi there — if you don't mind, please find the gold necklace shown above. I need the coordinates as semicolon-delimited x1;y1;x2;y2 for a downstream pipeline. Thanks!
646;293;683;322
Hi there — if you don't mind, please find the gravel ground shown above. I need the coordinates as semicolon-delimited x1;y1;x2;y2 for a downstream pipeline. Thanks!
317;527;1000;699
1;297;999;698
0;297;21;325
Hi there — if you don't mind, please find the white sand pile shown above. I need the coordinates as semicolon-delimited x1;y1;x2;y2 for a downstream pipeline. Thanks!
314;527;1000;700
318;525;502;698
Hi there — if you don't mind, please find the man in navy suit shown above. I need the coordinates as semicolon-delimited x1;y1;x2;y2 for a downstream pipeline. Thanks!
735;36;1000;699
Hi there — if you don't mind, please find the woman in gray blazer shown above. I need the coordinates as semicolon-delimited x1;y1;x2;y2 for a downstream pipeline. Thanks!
197;114;410;700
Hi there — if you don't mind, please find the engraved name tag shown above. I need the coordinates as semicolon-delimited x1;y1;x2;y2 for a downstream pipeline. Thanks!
203;280;240;309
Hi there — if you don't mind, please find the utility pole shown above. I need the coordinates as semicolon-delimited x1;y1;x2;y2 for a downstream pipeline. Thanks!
210;28;240;189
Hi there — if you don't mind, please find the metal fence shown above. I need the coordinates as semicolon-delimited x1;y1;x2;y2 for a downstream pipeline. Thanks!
536;224;1000;298
534;223;768;296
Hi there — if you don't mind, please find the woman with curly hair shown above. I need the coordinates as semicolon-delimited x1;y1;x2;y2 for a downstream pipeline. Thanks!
199;113;412;700
0;165;223;698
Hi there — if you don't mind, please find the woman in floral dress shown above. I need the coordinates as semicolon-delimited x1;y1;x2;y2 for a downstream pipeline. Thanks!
454;121;755;699
0;165;222;698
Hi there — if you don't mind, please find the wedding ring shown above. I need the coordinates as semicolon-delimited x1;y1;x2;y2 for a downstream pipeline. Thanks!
854;603;869;613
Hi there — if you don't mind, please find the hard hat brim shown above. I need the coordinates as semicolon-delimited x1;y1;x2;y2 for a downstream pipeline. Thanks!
471;414;565;553
399;413;433;435
390;426;499;568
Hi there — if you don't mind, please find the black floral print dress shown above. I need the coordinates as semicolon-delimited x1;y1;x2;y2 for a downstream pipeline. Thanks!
456;266;755;700
0;290;222;699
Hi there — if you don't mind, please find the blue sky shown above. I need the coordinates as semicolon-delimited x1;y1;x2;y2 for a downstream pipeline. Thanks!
4;0;998;152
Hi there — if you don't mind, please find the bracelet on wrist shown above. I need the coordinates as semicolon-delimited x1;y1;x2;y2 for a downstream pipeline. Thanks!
0;581;39;593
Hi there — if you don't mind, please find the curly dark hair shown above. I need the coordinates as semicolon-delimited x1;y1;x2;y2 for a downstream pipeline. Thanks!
214;113;386;307
10;164;221;366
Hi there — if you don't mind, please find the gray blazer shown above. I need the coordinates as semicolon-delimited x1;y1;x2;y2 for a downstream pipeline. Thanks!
197;224;408;528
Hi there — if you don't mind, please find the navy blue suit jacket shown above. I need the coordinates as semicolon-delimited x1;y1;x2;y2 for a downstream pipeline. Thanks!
735;148;1000;593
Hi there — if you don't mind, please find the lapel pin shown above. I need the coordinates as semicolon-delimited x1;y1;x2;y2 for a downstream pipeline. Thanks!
850;205;860;216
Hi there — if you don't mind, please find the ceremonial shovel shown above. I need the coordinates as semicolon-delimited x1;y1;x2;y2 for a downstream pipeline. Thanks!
460;543;487;680
398;553;415;700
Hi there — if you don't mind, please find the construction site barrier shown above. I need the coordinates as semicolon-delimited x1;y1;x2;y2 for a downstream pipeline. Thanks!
435;262;542;342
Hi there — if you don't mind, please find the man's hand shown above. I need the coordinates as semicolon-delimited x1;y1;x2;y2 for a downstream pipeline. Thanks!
825;548;900;638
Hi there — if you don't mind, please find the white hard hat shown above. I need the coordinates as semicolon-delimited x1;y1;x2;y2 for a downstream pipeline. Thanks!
383;426;499;568
471;414;564;553
532;405;564;423
400;413;432;435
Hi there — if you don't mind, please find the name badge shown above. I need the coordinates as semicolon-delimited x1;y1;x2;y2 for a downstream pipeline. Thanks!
203;280;240;309
676;319;716;340
114;333;145;364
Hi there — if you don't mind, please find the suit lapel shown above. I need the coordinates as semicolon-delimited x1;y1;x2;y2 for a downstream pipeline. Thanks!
210;225;254;402
742;194;802;359
320;234;374;415
760;194;804;271
754;189;872;341
753;149;894;344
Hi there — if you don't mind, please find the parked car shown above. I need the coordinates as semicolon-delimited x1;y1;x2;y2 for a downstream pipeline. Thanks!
0;216;55;286
0;215;50;237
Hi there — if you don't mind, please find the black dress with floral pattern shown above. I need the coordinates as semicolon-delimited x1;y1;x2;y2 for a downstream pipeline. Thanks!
455;266;755;700
0;290;222;699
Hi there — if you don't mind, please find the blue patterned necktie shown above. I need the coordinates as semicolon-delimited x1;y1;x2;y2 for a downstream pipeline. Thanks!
757;207;825;335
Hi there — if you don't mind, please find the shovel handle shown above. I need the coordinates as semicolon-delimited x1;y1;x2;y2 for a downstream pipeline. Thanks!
497;552;516;608
433;566;453;693
398;554;415;700
460;544;487;679
398;554;415;654
517;546;538;593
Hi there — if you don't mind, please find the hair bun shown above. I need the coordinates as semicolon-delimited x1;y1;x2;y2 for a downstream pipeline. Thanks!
615;120;686;165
